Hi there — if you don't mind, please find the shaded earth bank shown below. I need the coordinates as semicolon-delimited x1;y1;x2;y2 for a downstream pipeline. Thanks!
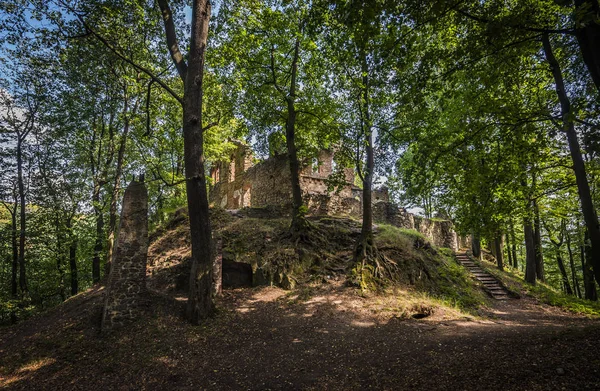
1;283;599;391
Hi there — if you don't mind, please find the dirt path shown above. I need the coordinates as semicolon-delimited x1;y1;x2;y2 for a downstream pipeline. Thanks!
1;284;599;390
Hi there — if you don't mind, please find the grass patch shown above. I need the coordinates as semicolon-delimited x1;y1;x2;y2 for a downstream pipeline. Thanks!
479;259;600;318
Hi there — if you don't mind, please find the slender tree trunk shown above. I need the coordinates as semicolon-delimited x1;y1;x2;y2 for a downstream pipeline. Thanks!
472;234;481;260
92;183;103;284
105;92;133;276
285;39;306;237
55;215;66;301
66;217;78;296
494;234;504;271
9;201;18;323
355;51;376;263
524;218;537;284
542;33;600;287
511;223;518;269
9;202;18;298
567;231;582;298
533;199;545;282
16;139;27;295
506;232;513;267
556;251;573;295
574;0;600;94
582;229;597;300
182;0;214;323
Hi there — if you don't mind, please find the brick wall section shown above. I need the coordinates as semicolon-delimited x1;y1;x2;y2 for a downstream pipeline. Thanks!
102;179;149;332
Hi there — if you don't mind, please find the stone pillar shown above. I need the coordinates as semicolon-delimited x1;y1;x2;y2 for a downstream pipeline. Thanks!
213;238;223;297
102;178;148;332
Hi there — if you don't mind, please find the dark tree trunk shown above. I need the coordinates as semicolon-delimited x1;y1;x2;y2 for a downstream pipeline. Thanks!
533;199;544;282
16;139;28;295
355;51;376;263
92;184;103;284
472;234;481;260
9;201;18;298
66;217;78;296
506;233;513;267
566;231;582;298
574;0;600;94
494;234;504;271
557;252;573;295
285;39;306;237
106;95;131;277
54;215;66;301
524;218;536;284
582;229;597;300
182;0;214;323
511;223;518;269
542;33;600;287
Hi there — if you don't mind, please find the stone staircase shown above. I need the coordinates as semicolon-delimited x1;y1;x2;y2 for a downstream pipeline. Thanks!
455;252;510;300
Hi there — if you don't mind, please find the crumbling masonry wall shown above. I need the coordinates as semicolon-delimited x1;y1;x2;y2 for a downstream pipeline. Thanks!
210;143;465;251
102;179;149;331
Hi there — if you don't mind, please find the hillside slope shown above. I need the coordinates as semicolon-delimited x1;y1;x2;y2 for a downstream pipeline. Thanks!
2;209;600;390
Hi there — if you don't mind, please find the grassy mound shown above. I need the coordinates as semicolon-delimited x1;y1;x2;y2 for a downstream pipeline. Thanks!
148;209;489;313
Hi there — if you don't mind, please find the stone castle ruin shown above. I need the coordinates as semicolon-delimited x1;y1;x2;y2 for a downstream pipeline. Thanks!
209;142;465;251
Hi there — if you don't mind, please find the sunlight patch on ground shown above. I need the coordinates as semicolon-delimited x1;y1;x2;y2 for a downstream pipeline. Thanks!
0;357;56;388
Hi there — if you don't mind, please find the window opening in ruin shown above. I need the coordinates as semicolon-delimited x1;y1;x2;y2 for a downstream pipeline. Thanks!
312;157;319;174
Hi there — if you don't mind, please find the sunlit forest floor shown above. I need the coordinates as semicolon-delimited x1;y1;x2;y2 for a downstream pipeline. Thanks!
1;280;599;390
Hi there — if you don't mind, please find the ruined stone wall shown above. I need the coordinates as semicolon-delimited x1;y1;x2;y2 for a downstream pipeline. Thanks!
372;202;460;251
209;143;466;251
102;179;149;331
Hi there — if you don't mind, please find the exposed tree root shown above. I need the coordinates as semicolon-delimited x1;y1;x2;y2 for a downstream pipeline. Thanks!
352;236;399;291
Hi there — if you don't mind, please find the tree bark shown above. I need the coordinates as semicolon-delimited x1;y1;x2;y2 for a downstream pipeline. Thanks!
510;223;518;269
16;138;27;294
542;33;600;287
533;199;545;282
181;0;214;323
524;218;537;284
54;215;66;301
566;230;582;298
494;234;504;271
355;51;376;262
92;183;103;284
506;232;513;267
557;252;573;295
66;216;78;296
574;0;600;94
286;39;306;236
9;201;18;298
472;234;481;260
582;229;597;300
105;91;131;277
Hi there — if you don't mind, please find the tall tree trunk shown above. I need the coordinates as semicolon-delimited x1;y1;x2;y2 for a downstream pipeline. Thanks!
574;0;600;94
494;234;504;271
582;229;597;300
182;0;214;323
510;223;518;269
92;183;103;284
54;215;66;301
566;230;582;298
524;218;536;284
472;234;481;260
16;139;27;295
506;232;513;267
285;39;306;237
533;199;545;282
9;202;18;298
105;102;130;277
355;51;376;264
542;33;600;287
9;201;18;323
557;251;573;295
66;216;78;296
